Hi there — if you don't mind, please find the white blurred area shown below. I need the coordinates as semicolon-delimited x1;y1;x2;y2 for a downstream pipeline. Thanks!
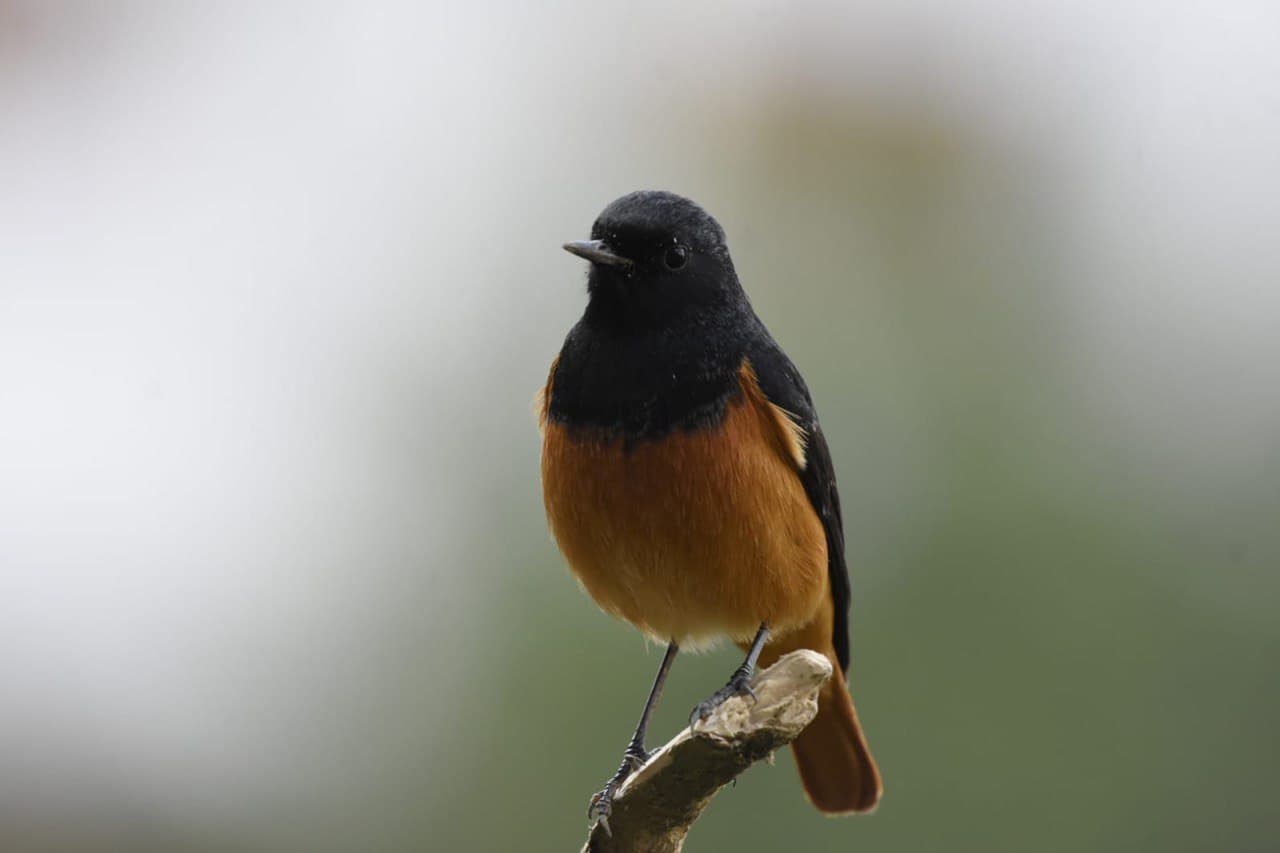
0;0;1277;847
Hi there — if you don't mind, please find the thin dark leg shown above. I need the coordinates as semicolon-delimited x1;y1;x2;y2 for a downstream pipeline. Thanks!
689;623;770;727
587;641;679;832
622;641;679;764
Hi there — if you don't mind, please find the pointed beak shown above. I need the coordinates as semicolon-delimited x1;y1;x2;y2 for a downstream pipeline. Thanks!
562;239;633;268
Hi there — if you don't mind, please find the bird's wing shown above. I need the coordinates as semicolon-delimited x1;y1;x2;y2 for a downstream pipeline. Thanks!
745;337;852;673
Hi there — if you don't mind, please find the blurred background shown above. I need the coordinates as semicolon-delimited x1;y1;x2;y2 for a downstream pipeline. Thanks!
2;2;1278;851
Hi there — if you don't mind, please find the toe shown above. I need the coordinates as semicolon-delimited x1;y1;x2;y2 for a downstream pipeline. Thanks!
623;750;650;772
587;790;614;834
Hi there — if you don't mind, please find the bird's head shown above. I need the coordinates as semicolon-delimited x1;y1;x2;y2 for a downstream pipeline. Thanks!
564;191;743;331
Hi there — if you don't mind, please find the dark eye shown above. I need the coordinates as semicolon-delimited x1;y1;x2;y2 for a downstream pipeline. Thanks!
663;245;688;270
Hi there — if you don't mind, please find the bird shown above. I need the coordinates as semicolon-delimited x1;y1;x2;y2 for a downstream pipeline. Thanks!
537;190;882;828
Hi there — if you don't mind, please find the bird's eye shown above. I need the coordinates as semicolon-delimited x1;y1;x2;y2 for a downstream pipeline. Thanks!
663;245;689;270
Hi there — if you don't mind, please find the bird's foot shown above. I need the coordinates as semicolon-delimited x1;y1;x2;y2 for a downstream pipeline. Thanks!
587;741;651;835
688;666;757;729
621;743;652;772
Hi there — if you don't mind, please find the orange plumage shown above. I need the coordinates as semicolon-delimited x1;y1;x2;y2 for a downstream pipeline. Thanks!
541;361;882;813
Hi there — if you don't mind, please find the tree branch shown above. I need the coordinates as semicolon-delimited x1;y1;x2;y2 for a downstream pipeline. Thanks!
581;650;833;853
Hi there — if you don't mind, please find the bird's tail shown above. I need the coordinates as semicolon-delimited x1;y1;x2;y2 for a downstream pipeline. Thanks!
790;665;883;814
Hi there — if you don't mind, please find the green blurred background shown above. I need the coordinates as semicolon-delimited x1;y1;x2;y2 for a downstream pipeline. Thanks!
2;2;1278;851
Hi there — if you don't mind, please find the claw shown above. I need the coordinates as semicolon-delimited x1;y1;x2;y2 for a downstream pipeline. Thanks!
688;671;757;730
587;788;615;835
588;746;646;833
623;748;650;772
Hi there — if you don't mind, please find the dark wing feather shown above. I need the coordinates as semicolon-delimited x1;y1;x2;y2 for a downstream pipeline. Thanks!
745;333;852;673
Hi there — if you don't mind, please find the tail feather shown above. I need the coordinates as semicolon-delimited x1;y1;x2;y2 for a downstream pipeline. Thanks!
791;666;882;814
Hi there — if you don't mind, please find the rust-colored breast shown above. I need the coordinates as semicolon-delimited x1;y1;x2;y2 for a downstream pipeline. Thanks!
539;361;828;646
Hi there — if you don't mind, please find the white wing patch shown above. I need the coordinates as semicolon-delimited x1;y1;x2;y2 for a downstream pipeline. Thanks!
766;400;809;470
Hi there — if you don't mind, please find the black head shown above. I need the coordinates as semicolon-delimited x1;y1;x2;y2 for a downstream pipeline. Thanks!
564;191;743;332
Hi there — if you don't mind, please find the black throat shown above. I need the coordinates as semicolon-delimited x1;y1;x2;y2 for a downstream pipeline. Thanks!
548;298;757;443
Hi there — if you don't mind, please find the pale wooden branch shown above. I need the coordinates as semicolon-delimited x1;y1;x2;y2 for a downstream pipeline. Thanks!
581;649;833;853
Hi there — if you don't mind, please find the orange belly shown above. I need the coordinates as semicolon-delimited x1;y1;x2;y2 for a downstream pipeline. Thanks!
540;366;828;647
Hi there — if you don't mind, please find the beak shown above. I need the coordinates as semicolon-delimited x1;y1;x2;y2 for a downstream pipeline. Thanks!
562;239;632;268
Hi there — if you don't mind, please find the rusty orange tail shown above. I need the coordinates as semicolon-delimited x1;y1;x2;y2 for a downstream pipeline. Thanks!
791;666;882;814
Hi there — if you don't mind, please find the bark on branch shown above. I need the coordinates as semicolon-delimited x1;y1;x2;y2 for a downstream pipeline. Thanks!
581;650;833;853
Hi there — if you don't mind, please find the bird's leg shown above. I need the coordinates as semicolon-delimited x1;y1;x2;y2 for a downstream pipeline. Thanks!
689;623;770;727
587;641;679;834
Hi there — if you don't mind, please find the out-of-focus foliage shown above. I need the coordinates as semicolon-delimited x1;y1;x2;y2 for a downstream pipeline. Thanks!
2;2;1277;851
